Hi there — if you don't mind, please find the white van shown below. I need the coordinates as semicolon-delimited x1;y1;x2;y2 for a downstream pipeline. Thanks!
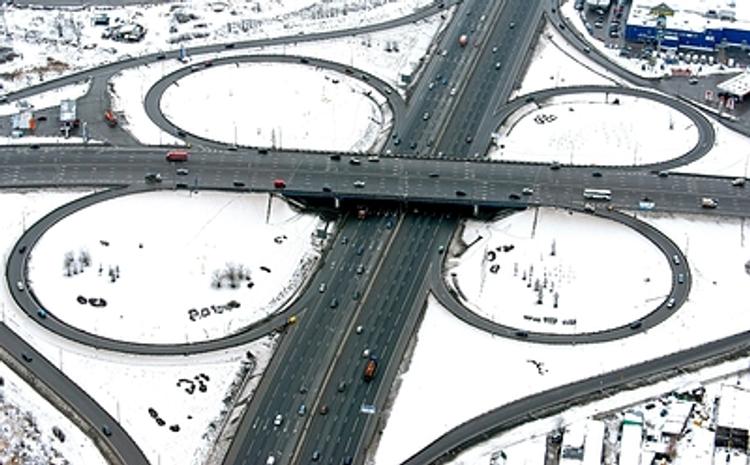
266;456;276;465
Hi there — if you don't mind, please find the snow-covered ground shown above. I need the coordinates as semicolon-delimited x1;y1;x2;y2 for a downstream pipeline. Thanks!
0;79;90;115
447;208;671;334
374;210;750;465
489;93;699;166
0;360;107;465
1;189;278;465
161;63;387;151
559;0;743;81
674;119;750;178
513;23;621;98
110;12;444;145
0;0;433;93
27;190;326;344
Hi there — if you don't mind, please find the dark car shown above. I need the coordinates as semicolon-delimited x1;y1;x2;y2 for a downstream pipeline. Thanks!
455;190;467;197
337;381;347;392
21;352;32;362
592;171;602;178
224;43;235;49
330;154;341;161
322;185;332;193
515;330;528;338
509;193;521;200
232;180;245;187
629;321;642;330
319;405;329;415
101;425;112;437
18;245;26;254
330;298;338;309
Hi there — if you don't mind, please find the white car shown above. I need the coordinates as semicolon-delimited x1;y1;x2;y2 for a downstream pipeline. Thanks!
273;414;283;427
353;180;365;188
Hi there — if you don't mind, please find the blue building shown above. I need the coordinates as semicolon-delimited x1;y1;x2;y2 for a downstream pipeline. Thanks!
625;1;750;51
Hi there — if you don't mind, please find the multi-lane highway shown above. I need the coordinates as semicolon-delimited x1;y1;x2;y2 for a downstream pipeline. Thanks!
3;1;750;465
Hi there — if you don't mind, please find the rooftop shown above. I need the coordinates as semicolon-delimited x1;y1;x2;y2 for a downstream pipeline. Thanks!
627;0;750;34
718;384;750;430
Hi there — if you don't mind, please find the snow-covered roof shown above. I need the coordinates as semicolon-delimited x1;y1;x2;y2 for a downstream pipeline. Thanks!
718;384;750;430
582;421;605;465
620;416;643;465
662;400;694;435
717;72;750;97
627;0;750;33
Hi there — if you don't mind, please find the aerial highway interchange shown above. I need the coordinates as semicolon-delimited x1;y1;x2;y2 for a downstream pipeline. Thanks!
1;0;750;465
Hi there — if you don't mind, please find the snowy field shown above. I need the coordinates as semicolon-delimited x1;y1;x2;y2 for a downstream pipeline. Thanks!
489;93;699;166
674;120;750;178
0;360;107;465
374;210;750;465
0;0;433;93
447;208;671;334
161;63;387;151
559;0;742;81
1;189;278;465
111;13;444;145
27;190;326;344
513;23;621;98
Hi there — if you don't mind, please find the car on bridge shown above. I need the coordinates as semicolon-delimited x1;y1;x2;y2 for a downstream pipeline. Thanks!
273;179;286;189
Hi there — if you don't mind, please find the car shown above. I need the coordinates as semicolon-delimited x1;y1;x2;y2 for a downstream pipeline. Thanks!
273;179;286;189
422;112;430;120
678;273;685;284
349;157;361;165
330;298;338;309
352;290;361;300
594;20;604;29
298;404;306;416
16;281;24;291
509;193;521;200
356;264;365;274
330;154;341;161
491;46;498;53
299;386;308;394
732;177;746;187
224;42;235;49
156;52;166;60
101;425;112;437
429;172;440;178
29;144;40;150
37;308;47;319
176;168;189;175
592;171;602;178
428;81;435;90
341;236;349;245
409;141;418;150
515;330;528;338
356;325;364;334
362;348;371;358
175;183;189;189
438;245;445;254
522;187;534;195
657;171;669;178
629;321;642;330
300;57;309;64
319;405;329;415
273;414;283;426
258;148;269;155
337;381;347;393
312;451;321;462
666;297;676;309
465;135;473;143
550;161;561;170
145;173;162;183
494;62;501;70
21;352;32;362
266;456;276;465
227;145;238;152
353;180;366;188
233;180;245;187
450;87;457;96
455;190;467;197
37;115;47;122
18;245;26;254
689;76;699;85
672;254;681;265
368;156;380;162
509;22;515;29
356;245;365;256
318;283;327;293
584;202;596;213
343;457;353;465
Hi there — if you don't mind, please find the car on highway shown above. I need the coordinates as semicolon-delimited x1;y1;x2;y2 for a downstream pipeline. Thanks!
37;308;47;319
356;264;365;274
362;348;371;358
522;187;534;195
732;177;746;187
337;381;347;392
629;321;642;330
343;458;352;465
592;171;602;178
352;290;361;300
298;404;306;416
312;451;321;462
353;180;366;188
329;154;341;161
319;405;329;415
330;297;338;309
356;325;364;334
450;87;457;96
422;112;430;120
176;168;189;176
491;46;498;53
273;414;283;427
494;62;501;70
509;193;521;200
16;281;24;291
550;161;561;170
101;425;112;437
678;273;685;284
368;155;380;163
349;157;361;165
666;297;676;308
672;255;680;265
21;352;32;362
18;245;26;254
429;172;440;178
266;456;275;465
455;190;467;197
232;180;245;187
465;135;473;143
273;179;286;189
145;173;162;183
322;185;332;193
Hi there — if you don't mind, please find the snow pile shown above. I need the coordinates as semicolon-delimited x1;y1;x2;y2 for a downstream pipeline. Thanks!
447;208;670;334
514;23;621;98
28;190;327;344
161;62;387;151
0;361;107;465
0;0;433;93
490;93;698;166
674;120;750;178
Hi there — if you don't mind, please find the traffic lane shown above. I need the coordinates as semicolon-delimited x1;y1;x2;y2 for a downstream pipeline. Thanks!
0;324;149;465
241;215;390;464
299;214;447;465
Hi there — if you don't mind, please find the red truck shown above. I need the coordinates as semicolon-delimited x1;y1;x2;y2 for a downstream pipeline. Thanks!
363;357;378;382
166;150;189;162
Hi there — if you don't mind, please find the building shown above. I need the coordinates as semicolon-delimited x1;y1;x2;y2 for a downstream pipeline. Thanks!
59;99;77;126
714;384;750;450
625;1;750;52
11;108;35;135
560;423;586;465
717;72;750;101
582;421;605;465
619;412;643;465
661;400;694;437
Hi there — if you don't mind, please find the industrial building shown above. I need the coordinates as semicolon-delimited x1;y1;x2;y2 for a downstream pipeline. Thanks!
625;1;750;52
619;412;643;465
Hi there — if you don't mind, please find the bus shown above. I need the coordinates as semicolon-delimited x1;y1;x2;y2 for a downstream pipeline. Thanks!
583;188;612;201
